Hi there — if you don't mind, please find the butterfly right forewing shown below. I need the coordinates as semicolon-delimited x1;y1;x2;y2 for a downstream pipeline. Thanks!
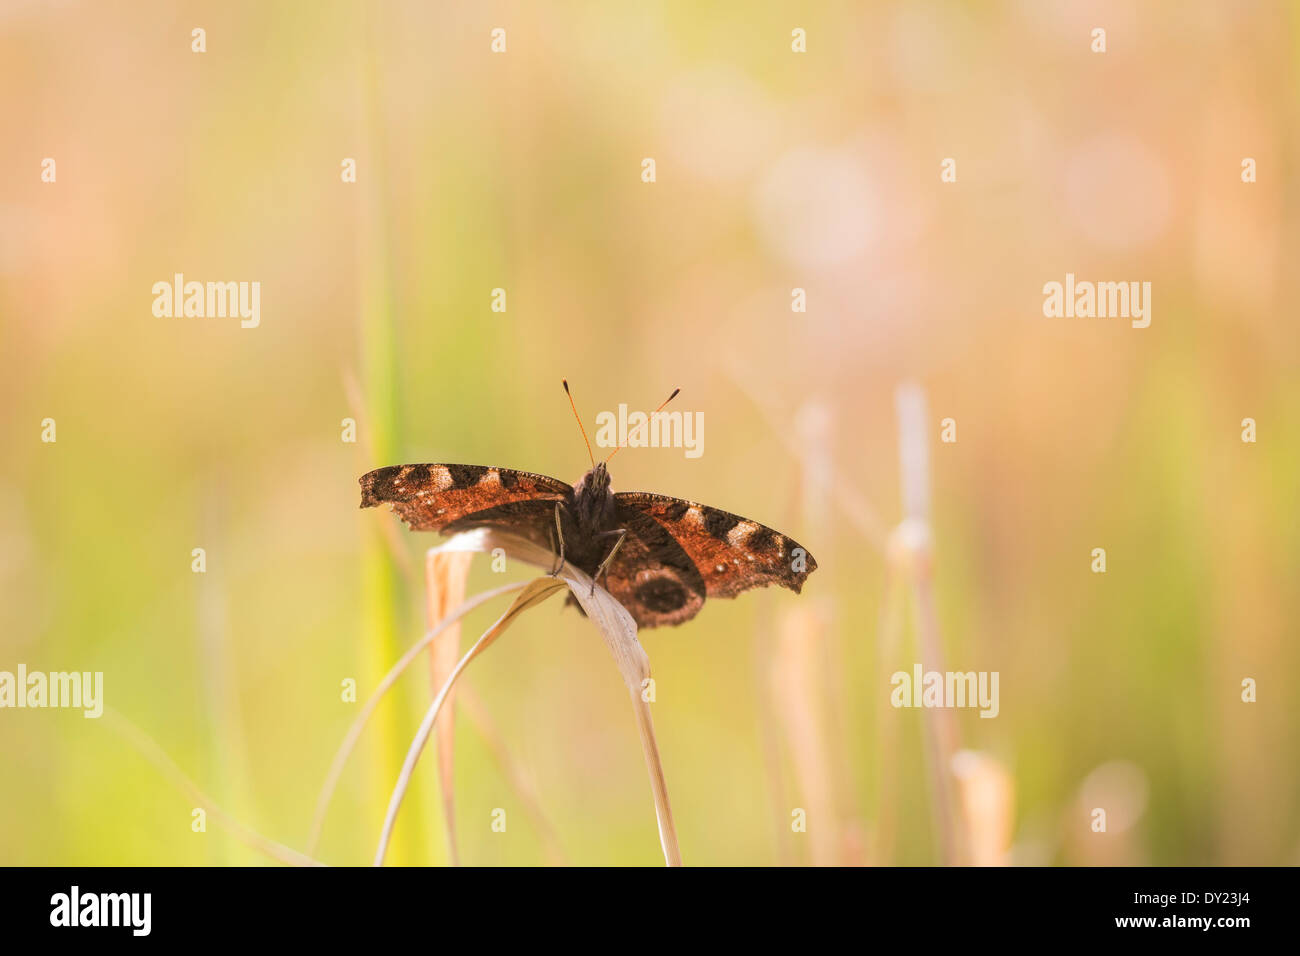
615;491;816;600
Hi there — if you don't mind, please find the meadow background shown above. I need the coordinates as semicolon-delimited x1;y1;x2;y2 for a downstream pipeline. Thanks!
1;0;1297;865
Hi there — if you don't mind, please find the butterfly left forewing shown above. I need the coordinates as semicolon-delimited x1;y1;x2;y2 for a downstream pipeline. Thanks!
614;492;816;602
359;463;570;551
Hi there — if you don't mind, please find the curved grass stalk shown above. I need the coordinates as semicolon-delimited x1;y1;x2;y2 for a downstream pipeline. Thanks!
307;579;528;854
425;549;472;866
344;379;566;864
373;577;567;865
431;529;682;866
369;528;682;867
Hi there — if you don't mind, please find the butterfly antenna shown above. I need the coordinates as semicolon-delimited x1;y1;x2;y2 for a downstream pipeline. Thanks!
605;387;680;463
563;379;596;468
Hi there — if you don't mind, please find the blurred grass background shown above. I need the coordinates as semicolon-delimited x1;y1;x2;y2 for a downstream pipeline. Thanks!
1;0;1297;865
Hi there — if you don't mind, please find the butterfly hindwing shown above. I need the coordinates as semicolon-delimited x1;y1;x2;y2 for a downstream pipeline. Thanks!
614;492;816;603
600;506;707;629
359;464;570;550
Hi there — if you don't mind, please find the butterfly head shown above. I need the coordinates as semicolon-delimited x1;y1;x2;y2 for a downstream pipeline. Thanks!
576;460;611;495
571;460;614;530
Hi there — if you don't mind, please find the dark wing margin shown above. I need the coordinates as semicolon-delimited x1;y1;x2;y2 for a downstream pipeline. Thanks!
359;464;570;543
614;491;817;602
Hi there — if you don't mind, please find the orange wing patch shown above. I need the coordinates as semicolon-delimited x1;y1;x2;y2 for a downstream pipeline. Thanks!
615;492;816;601
359;463;570;536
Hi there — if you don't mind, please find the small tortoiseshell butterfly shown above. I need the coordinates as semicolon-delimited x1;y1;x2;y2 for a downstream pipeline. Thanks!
359;383;817;629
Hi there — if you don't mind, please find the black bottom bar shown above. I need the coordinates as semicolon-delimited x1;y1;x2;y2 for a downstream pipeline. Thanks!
0;865;1279;941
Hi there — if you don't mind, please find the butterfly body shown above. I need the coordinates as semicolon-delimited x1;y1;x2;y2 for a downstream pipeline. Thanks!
560;461;618;571
360;460;816;629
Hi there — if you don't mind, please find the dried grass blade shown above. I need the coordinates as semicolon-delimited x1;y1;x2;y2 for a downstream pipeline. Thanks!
563;564;683;867
373;577;567;866
307;579;528;854
399;528;684;866
425;549;472;865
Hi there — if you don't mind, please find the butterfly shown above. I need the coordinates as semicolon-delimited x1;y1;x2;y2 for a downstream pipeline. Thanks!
358;383;817;629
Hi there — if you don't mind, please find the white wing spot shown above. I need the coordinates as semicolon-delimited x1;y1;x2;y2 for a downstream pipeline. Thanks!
727;520;759;547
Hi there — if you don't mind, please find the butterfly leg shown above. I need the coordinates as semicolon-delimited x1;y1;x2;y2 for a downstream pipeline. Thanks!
548;502;566;576
590;528;628;596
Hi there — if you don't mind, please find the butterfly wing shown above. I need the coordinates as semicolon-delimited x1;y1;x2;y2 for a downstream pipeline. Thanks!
360;467;817;629
613;492;816;617
359;463;570;552
598;506;708;629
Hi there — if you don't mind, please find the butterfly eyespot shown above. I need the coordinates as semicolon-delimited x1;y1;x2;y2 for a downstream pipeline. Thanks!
636;576;688;613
